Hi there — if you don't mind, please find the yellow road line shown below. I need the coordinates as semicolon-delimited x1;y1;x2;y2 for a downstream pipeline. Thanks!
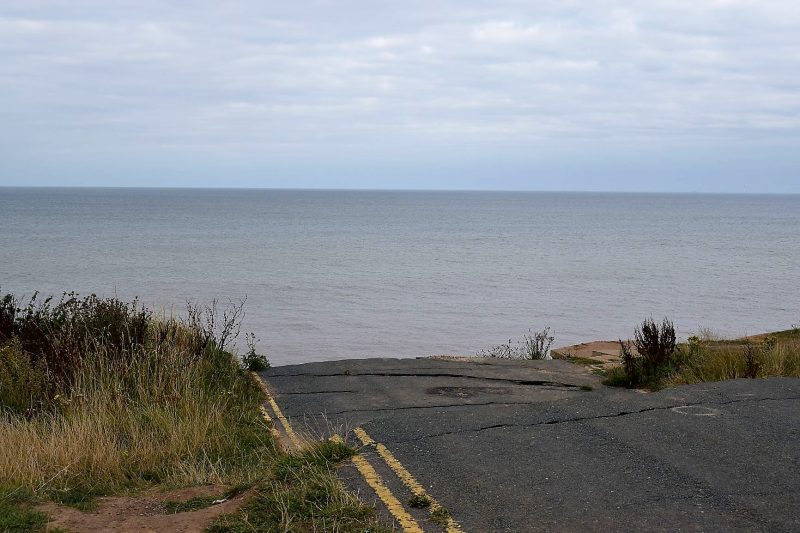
349;447;424;532
266;395;302;449
355;427;465;533
258;405;282;442
251;372;302;449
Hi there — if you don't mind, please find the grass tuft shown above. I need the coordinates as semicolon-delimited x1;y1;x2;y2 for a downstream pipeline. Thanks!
209;441;390;532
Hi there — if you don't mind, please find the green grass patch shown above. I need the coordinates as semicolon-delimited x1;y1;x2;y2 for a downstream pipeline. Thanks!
0;496;48;533
600;366;628;387
429;506;452;528
208;441;390;533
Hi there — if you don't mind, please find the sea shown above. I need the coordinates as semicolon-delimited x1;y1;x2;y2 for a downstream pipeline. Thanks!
1;188;798;366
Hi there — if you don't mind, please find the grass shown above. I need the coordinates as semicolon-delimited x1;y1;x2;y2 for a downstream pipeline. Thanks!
429;506;452;528
599;326;800;389
209;441;392;533
408;494;432;509
562;355;602;367
0;492;48;532
0;290;388;532
665;329;800;386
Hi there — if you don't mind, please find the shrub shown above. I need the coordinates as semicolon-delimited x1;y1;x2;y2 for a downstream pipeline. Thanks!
520;327;554;360
242;332;270;371
614;318;678;387
743;342;760;379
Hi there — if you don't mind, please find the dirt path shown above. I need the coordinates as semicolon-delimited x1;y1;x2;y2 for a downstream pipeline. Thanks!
40;485;250;533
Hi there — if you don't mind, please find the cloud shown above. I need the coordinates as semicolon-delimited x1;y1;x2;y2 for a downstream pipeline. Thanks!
0;1;798;190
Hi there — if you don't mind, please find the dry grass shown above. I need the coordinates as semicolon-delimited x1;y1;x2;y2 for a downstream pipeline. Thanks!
0;345;274;498
0;292;388;532
666;329;800;386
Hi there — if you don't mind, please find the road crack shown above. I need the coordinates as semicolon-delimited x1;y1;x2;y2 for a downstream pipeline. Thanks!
293;399;560;416
267;371;585;389
384;394;800;443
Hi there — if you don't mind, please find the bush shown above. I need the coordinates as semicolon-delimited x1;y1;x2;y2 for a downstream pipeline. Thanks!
242;332;270;371
614;318;678;387
520;327;554;360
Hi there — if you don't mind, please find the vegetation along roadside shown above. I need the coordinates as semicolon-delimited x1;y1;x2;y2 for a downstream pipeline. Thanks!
597;318;800;390
0;290;390;532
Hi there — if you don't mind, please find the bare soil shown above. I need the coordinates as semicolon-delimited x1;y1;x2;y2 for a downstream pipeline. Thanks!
40;485;251;533
551;340;624;369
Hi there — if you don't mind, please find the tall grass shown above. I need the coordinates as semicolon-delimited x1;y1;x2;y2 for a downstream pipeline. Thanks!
667;333;800;386
0;291;275;498
0;291;389;532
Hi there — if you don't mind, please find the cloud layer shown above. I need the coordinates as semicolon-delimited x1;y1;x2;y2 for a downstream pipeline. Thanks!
1;1;799;190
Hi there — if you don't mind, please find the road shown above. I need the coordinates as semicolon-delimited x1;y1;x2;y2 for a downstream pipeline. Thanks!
260;357;800;532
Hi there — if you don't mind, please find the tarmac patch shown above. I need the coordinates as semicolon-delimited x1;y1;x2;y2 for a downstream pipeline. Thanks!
427;386;511;398
670;405;721;416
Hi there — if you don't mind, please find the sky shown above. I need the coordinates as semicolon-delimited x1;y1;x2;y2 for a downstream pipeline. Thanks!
1;0;799;192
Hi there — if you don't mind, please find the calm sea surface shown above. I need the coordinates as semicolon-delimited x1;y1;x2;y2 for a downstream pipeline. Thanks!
1;188;798;365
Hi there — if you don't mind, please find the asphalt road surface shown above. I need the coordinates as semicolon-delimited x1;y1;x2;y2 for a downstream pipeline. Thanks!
261;358;800;532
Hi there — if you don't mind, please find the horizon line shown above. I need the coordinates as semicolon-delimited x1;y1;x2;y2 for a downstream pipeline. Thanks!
0;185;798;196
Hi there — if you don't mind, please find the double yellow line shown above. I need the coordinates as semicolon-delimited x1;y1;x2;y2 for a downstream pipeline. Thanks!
353;427;464;533
253;373;302;449
252;373;464;532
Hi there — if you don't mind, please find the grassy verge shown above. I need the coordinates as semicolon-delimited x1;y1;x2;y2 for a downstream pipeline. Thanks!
598;322;800;390
0;291;387;532
665;328;800;386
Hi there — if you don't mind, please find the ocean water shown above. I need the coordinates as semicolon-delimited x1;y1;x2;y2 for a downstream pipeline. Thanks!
1;188;798;365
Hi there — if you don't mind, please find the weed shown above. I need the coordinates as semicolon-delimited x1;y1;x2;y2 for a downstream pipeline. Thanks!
743;343;761;378
429;506;452;527
579;384;593;391
408;494;432;508
242;332;269;371
520;327;554;359
613;318;678;388
479;327;554;360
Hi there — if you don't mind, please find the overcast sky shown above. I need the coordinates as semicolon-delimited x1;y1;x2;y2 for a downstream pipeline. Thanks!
1;1;799;192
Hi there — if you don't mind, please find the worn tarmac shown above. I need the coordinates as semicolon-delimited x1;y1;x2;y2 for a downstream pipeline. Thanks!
261;358;800;532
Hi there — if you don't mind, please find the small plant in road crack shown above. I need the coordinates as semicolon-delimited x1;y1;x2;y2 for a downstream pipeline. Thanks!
408;494;432;508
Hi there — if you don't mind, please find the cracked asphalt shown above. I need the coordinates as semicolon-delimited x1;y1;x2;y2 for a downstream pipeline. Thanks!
262;358;800;532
